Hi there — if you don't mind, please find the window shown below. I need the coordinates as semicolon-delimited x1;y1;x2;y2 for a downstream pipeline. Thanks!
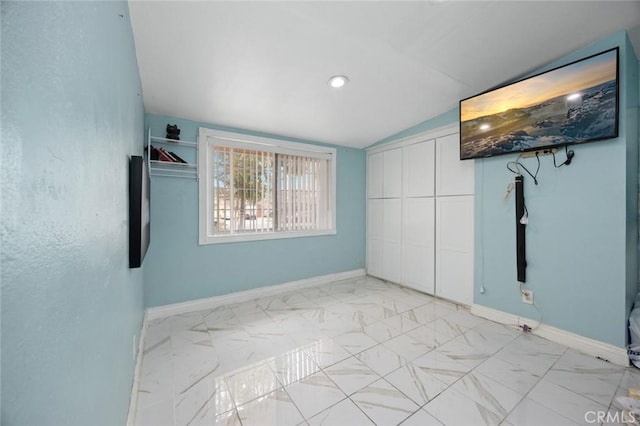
198;128;336;244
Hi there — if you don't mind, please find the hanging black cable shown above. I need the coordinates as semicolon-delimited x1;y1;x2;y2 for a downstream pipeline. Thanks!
553;145;575;168
506;153;541;185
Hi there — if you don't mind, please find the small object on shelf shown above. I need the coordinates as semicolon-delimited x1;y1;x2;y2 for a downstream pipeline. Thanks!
166;124;181;140
169;151;188;164
150;146;159;161
161;148;178;162
156;147;175;162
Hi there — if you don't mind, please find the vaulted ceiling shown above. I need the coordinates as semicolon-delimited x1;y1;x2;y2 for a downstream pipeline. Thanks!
129;1;640;148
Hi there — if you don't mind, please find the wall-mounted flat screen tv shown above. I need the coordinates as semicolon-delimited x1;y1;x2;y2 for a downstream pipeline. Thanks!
129;155;150;268
460;47;619;160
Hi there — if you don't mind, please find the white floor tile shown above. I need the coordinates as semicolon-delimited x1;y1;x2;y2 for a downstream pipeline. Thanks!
400;409;443;425
267;349;320;386
474;356;541;395
382;313;421;333
351;379;419;425
407;344;477;385
210;410;242;426
384;363;449;405
135;399;174;426
384;332;434;361
424;387;502;426
303;338;351;369
225;363;281;406
527;378;608;424
324;356;380;395
307;398;374;426
362;320;404;343
333;331;378;355
284;371;346;419
356;344;406;376
236;388;304;426
543;349;624;406
174;375;233;425
451;371;524;420
506;397;579;426
494;334;566;376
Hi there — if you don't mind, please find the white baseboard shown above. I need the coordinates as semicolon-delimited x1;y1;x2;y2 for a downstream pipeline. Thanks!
126;312;147;426
471;304;629;367
146;269;367;321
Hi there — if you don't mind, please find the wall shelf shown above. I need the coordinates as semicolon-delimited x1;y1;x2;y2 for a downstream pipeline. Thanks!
146;128;198;180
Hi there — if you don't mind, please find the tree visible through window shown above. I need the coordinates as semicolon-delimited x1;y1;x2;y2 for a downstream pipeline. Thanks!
199;128;336;244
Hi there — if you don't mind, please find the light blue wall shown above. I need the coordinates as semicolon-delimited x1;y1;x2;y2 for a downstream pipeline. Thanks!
374;31;638;348
625;36;639;326
371;108;460;147
474;31;637;348
1;2;145;425
144;114;366;307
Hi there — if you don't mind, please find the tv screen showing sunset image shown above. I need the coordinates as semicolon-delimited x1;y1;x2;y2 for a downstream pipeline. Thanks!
460;48;618;160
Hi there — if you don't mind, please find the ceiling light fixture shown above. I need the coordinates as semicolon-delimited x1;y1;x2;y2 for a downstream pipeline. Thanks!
328;75;349;88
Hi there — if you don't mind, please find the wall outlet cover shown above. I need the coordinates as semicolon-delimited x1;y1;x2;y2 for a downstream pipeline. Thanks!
522;289;534;304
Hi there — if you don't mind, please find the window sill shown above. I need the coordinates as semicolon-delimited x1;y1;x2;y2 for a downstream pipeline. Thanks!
199;229;337;245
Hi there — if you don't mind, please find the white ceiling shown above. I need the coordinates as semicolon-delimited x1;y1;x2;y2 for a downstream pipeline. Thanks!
129;1;640;148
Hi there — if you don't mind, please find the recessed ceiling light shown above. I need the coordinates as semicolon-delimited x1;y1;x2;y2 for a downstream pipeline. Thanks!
328;75;349;88
480;123;490;131
567;93;581;101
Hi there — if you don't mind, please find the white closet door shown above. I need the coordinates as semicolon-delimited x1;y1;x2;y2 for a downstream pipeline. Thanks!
368;152;384;198
435;195;474;305
403;197;435;294
382;198;402;283
403;140;435;198
367;199;383;278
383;148;402;198
436;133;474;196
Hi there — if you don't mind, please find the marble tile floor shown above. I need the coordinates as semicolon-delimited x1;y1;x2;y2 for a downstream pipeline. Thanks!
132;276;639;426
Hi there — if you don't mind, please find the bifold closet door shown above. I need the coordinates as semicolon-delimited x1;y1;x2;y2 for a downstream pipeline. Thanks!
382;198;402;283
436;133;474;196
367;199;383;278
403;140;435;198
435;195;474;305
382;148;402;198
403;197;435;294
367;152;383;198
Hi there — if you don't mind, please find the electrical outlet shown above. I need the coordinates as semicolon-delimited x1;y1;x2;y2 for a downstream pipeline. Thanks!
521;289;534;304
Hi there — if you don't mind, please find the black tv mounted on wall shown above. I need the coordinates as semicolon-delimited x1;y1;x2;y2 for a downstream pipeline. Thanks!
460;47;619;160
129;155;150;268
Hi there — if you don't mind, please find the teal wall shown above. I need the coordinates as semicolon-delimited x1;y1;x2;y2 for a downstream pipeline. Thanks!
373;108;460;147
1;2;145;425
625;36;639;329
374;31;639;348
144;114;366;307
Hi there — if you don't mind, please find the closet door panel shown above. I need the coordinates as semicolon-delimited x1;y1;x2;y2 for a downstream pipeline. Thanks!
382;198;401;244
403;197;435;294
436;133;474;196
383;148;402;198
367;238;383;278
382;198;402;283
367;199;383;277
404;140;435;198
435;195;474;305
368;152;383;198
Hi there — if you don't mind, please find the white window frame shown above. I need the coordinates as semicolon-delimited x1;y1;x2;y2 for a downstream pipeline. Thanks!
198;128;337;245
